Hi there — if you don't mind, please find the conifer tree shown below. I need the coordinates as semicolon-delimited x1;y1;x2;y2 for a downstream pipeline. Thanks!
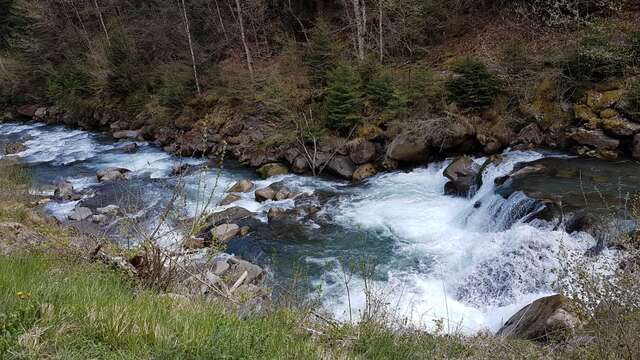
324;64;362;133
304;21;335;88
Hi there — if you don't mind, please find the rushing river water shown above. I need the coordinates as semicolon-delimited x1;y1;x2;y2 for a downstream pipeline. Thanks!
0;121;631;334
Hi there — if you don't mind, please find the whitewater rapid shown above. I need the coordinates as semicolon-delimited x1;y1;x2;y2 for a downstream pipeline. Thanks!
0;121;613;334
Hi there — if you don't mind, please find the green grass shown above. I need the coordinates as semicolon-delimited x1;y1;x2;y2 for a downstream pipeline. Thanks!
0;255;321;359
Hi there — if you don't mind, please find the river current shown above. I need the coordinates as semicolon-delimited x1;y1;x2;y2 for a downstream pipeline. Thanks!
0;121;622;333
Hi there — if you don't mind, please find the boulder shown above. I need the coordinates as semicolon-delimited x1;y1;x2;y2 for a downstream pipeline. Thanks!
96;205;120;216
443;156;481;197
3;142;26;155
96;167;130;182
209;207;253;225
633;134;640;160
227;257;265;285
91;214;109;224
219;193;240;206
496;294;581;342
514;123;544;147
16;105;38;118
570;129;619;150
122;143;138;153
327;156;356;179
352;163;377;182
68;207;93;221
53;181;79;201
255;187;277;202
348;138;376;164
267;207;286;222
600;116;640;138
227;179;254;193
256;163;288;179
112;130;141;140
386;133;428;163
212;224;240;243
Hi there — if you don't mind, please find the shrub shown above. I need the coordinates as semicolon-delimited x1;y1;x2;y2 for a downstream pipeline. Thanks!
365;74;394;107
629;32;640;67
507;0;625;26
562;35;628;83
324;64;363;133
445;57;501;111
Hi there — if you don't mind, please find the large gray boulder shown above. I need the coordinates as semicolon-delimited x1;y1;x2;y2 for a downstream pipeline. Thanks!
327;156;356;179
348;138;376;164
443;156;481;197
497;294;581;342
227;179;254;193
53;181;79;201
209;207;253;225
386;133;429;163
212;224;240;243
600;116;640;138
256;163;288;179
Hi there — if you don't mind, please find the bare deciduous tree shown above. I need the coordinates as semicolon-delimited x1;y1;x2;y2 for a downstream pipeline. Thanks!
234;0;254;80
180;0;201;94
93;0;110;47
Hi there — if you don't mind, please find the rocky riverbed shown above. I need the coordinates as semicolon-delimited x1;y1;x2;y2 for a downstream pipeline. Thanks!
0;119;638;335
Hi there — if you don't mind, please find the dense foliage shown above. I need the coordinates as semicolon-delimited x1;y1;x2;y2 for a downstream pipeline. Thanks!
445;57;501;111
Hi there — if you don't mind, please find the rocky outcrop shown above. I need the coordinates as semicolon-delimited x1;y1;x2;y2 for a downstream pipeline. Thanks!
96;167;130;182
0;222;45;254
443;156;481;197
569;129;619;150
212;224;240;242
256;163;288;179
208;207;253;225
497;294;581;342
219;194;240;206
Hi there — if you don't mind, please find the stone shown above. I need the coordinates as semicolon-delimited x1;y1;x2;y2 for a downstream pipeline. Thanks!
16;105;38;118
219;193;240;206
348;138;376;164
443;156;481;197
574;104;600;128
68;207;93;221
477;134;502;155
386;133;428;163
122;143;138;153
209;207;252;225
633;134;640;160
3;142;26;155
496;294;581;342
514;123;544;147
53;181;79;201
600;108;618;119
255;187;277;202
227;179;254;193
274;188;292;201
91;214;108;224
112;130;141;140
96;167;130;182
96;205;120;216
240;226;250;236
569;129;619;150
212;224;240;243
212;259;230;275
267;207;286;222
600;116;640;138
228;257;265;285
352;163;377;182
290;156;309;174
327;156;356;179
256;163;288;179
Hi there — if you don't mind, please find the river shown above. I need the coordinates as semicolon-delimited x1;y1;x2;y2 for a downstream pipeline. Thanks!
0;121;633;334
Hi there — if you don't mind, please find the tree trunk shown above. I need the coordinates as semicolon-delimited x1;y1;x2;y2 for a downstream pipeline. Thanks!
213;0;229;41
180;0;201;94
352;0;366;62
378;0;383;62
234;0;254;80
93;0;111;47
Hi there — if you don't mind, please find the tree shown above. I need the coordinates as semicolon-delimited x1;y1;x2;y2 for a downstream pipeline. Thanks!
235;0;254;80
304;21;335;88
324;64;363;133
445;57;501;111
180;0;201;94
